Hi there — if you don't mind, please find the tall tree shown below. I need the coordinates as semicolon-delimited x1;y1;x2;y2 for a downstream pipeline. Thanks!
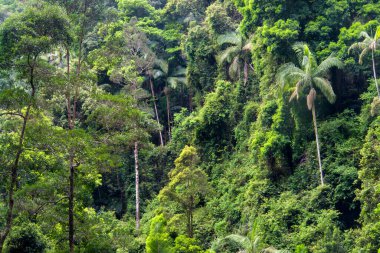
0;5;70;252
46;1;107;251
276;42;343;185
349;27;380;98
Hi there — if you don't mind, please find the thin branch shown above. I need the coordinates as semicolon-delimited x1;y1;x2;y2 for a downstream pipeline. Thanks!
0;112;25;119
32;196;69;218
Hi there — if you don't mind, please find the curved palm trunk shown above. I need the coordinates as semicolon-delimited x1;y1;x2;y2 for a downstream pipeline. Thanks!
149;78;164;146
312;104;324;185
371;49;380;98
134;141;140;230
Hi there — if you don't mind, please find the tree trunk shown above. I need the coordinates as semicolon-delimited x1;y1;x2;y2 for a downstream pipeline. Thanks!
189;89;193;112
0;63;35;252
134;141;140;230
371;49;380;98
68;155;75;253
65;46;75;253
165;88;171;139
149;78;164;146
312;104;324;185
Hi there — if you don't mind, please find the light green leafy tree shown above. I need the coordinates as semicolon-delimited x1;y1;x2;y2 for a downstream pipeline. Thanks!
276;42;343;185
146;214;173;253
159;146;211;238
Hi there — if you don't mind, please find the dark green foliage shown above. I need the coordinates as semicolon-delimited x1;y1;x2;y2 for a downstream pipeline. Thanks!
0;4;70;61
5;223;47;253
194;80;236;160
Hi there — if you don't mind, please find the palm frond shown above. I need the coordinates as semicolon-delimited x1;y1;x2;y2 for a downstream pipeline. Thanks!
292;42;309;66
224;234;251;250
153;69;165;79
154;59;169;74
313;55;343;77
217;32;242;47
171;66;186;77
359;31;371;40
289;80;302;102
313;77;336;103
276;63;305;89
243;41;253;52
216;46;240;65
167;77;187;89
348;42;368;54
358;47;370;64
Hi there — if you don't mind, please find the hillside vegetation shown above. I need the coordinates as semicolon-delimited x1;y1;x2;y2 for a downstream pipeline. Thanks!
0;0;380;252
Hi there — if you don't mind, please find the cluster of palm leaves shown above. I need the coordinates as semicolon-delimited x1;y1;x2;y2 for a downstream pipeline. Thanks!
216;32;253;85
349;26;380;98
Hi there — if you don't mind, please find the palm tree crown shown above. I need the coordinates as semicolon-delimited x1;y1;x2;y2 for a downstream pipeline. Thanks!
277;42;343;104
216;32;253;84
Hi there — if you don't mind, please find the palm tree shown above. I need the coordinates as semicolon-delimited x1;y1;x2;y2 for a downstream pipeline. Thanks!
276;42;343;185
349;27;380;97
216;32;253;85
153;59;187;139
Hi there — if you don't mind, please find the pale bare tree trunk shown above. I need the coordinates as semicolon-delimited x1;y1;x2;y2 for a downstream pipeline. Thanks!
65;46;75;253
134;141;140;230
165;87;171;139
149;78;164;146
371;49;380;97
0;60;36;253
68;155;74;253
312;104;324;185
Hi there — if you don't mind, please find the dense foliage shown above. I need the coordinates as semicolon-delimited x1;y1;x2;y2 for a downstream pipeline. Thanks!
0;0;380;252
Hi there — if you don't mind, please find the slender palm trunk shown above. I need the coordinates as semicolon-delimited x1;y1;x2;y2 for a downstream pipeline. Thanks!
65;47;75;253
134;141;140;230
149;78;164;146
371;49;380;97
0;62;35;253
312;104;324;185
189;89;193;112
165;88;171;139
68;156;74;253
